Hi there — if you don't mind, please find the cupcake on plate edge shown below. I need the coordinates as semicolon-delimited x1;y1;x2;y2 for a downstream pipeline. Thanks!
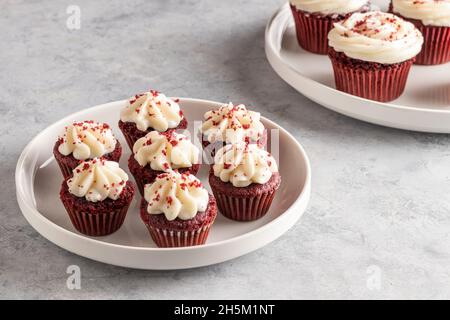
119;90;187;150
290;0;371;54
59;158;135;236
129;130;201;196
140;170;217;247
54;120;122;179
390;0;450;65
209;142;281;221
327;11;424;102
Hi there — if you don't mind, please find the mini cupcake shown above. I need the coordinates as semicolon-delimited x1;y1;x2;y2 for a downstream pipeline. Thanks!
119;90;187;150
54;120;122;179
60;158;135;236
328;11;424;102
209;143;281;221
290;0;370;54
200;102;266;156
129;130;201;196
140;171;217;247
390;0;450;65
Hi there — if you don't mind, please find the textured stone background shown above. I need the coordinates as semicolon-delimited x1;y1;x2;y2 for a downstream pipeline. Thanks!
2;0;450;299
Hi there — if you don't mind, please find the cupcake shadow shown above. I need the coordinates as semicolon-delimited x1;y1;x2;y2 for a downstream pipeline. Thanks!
408;83;450;108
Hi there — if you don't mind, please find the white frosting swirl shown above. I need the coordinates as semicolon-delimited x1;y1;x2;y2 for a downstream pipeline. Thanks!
67;159;129;202
144;171;209;221
290;0;368;15
58;121;117;160
120;90;183;132
328;11;424;64
201;103;265;145
213;143;278;188
133;131;199;171
393;0;450;27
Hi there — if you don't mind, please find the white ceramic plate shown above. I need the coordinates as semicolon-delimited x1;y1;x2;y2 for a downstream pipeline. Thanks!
265;2;450;133
15;98;311;270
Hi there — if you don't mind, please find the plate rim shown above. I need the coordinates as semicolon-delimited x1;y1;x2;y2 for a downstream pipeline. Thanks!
265;3;450;133
15;98;311;260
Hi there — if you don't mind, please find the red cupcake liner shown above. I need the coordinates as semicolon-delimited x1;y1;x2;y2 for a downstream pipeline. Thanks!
140;195;217;247
122;129;137;152
55;160;74;180
133;178;146;198
290;6;333;55
62;201;131;237
389;3;450;65
413;25;450;65
329;52;414;102
212;189;277;221
143;221;214;247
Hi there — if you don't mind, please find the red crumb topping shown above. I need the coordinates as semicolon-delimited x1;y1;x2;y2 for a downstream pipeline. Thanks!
61;121;113;146
346;12;405;42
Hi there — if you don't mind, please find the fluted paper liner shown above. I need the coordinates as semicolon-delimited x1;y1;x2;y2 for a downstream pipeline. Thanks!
62;201;131;237
212;189;277;222
290;6;333;55
329;54;414;102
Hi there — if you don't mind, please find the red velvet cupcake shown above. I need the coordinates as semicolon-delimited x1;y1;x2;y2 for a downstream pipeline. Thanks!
140;171;217;247
200;102;266;159
59;158;135;236
328;11;424;102
290;0;370;54
54;120;121;179
128;130;201;196
119;90;187;150
209;143;281;221
389;0;450;65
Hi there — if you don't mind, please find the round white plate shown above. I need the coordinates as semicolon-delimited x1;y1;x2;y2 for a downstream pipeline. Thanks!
265;2;450;133
15;98;311;270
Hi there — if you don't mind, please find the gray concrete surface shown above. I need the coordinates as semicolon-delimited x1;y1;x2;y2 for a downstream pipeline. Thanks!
2;0;450;299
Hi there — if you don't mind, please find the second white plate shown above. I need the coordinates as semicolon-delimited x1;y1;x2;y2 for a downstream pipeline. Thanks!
265;2;450;133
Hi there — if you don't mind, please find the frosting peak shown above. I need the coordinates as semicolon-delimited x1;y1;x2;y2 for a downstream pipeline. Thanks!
213;143;278;188
133;131;200;171
392;0;450;27
58;121;117;160
120;90;183;132
201;103;265;144
290;0;369;15
67;158;129;202
328;11;424;64
144;171;209;221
